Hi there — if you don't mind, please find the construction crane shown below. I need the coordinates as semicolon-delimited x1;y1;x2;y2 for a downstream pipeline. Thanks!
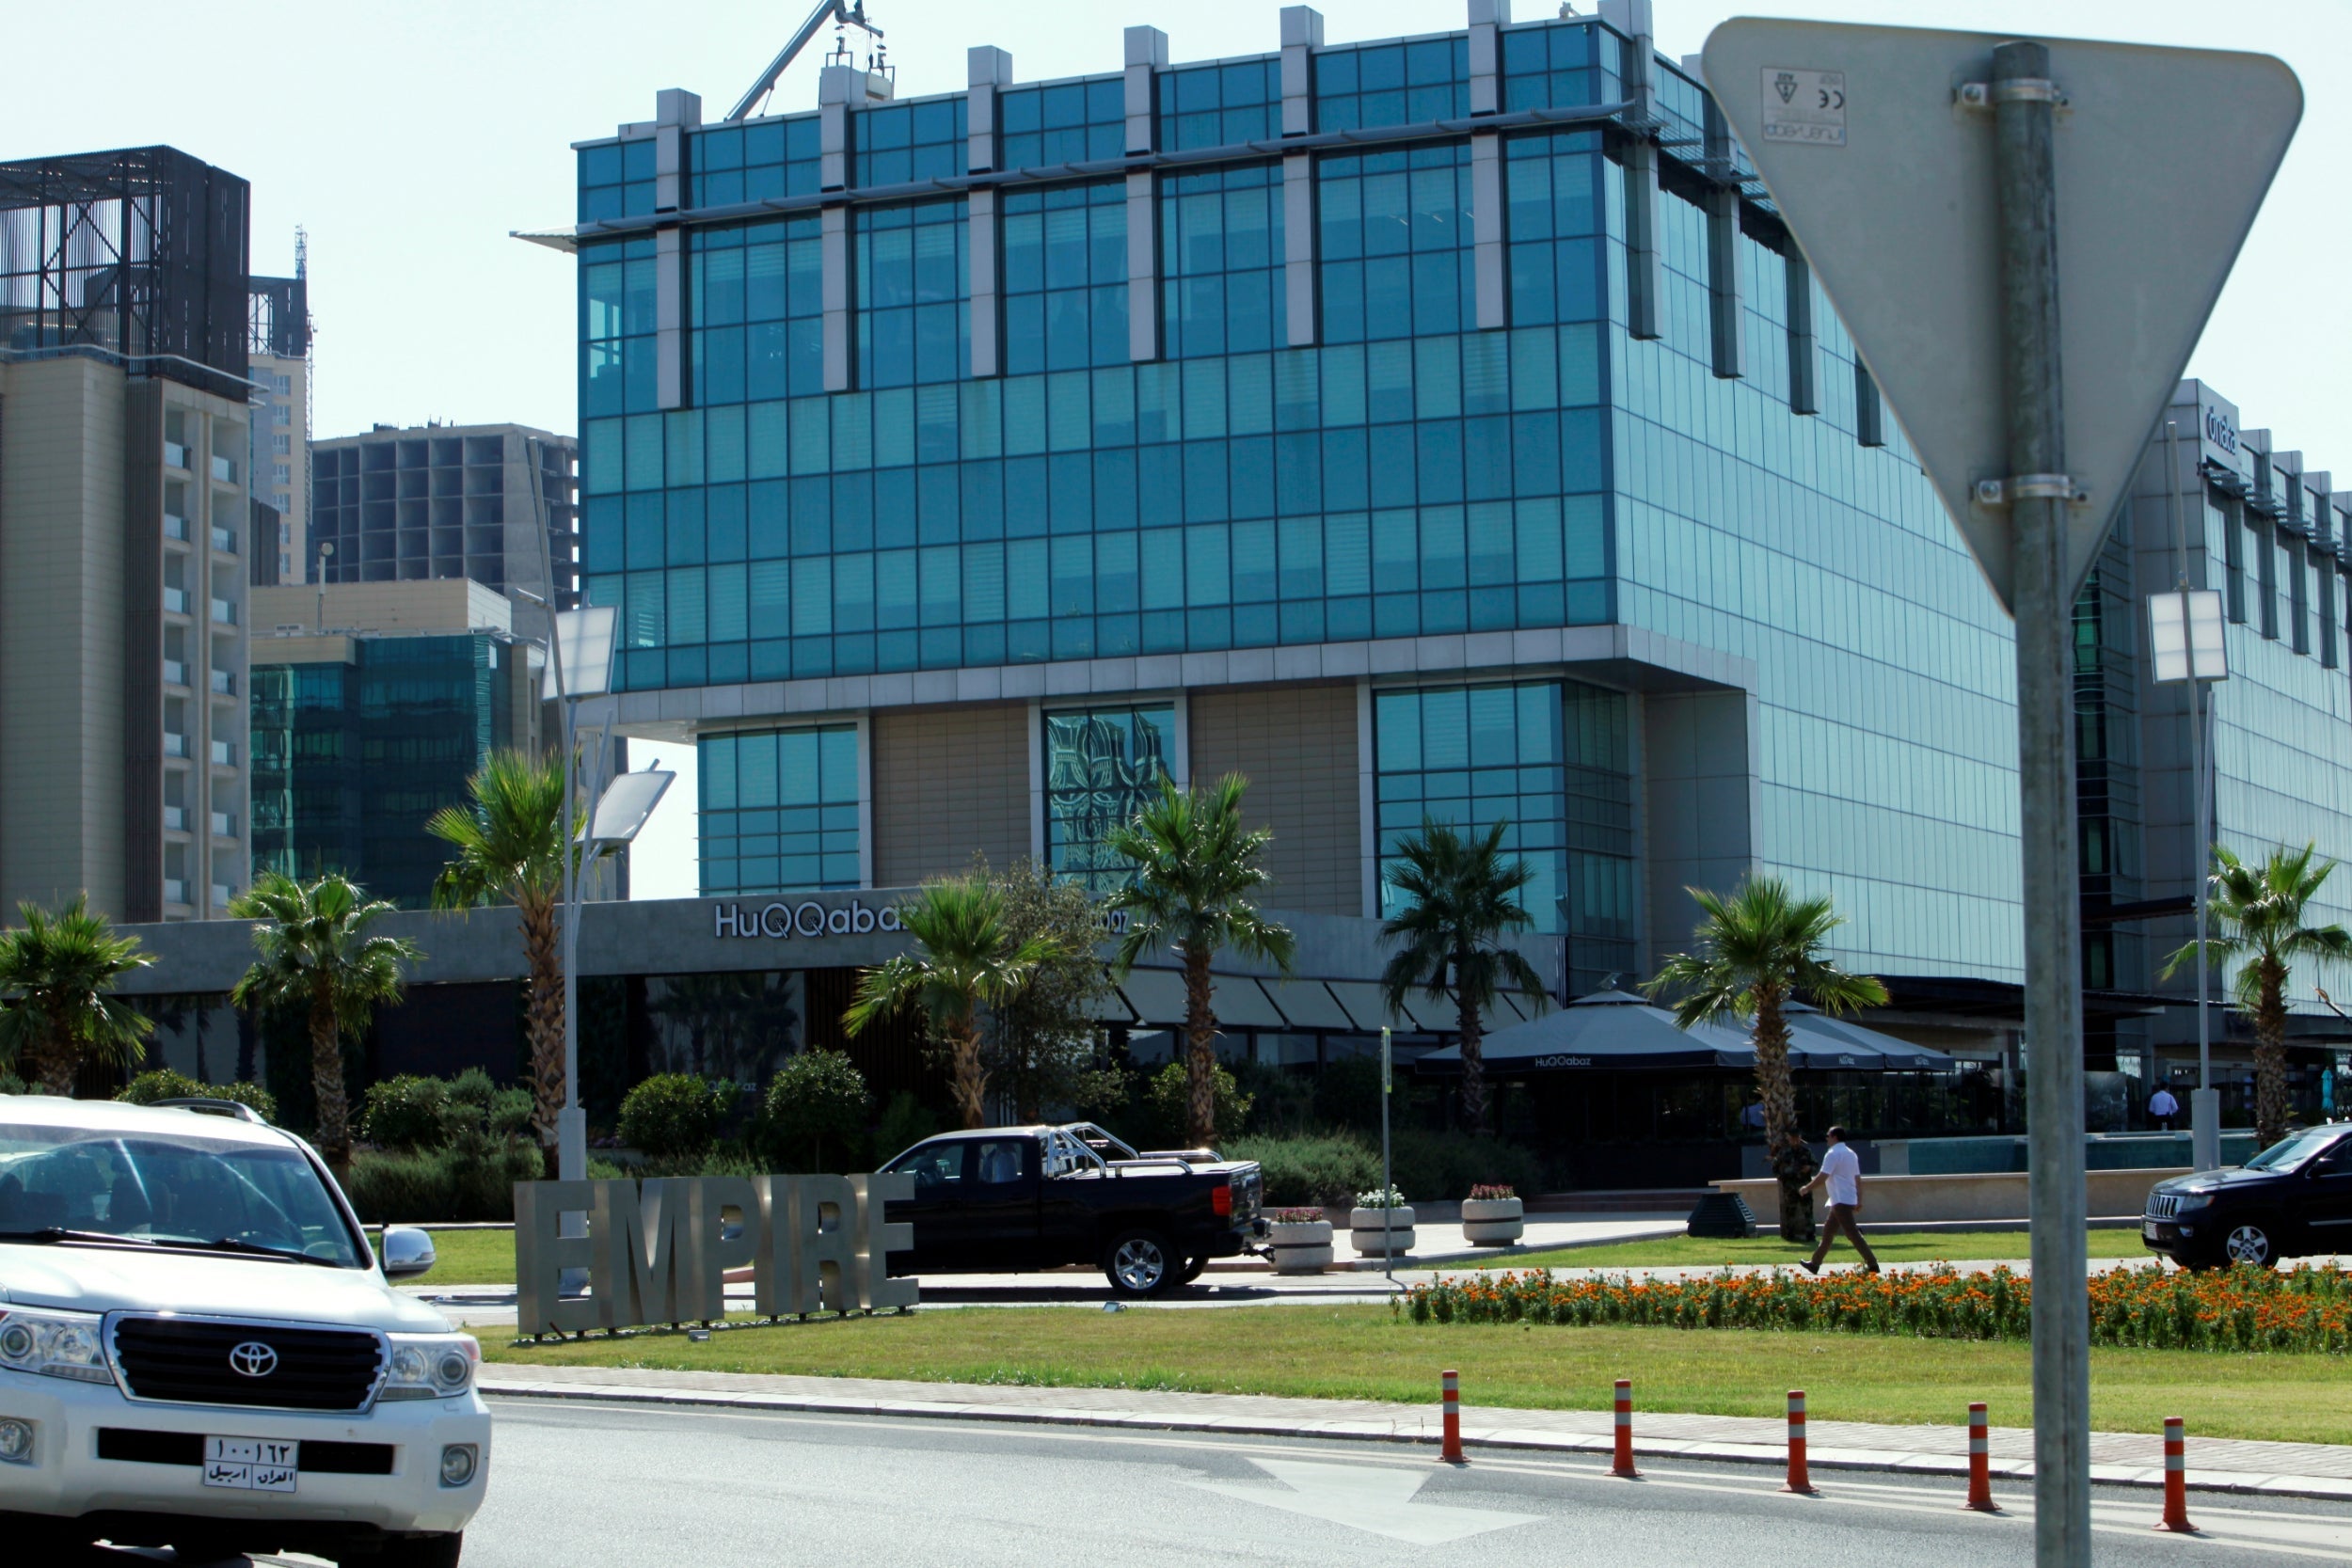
726;0;884;121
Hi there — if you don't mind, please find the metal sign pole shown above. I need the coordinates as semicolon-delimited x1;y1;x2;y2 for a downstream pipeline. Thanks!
1992;40;2090;1567
1380;1024;1393;1289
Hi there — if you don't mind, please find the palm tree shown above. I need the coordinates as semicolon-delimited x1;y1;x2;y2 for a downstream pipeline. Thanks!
1645;877;1888;1243
427;750;592;1152
1381;818;1549;1135
2162;843;2351;1148
1104;775;1295;1148
844;874;1057;1128
0;896;155;1096
230;873;420;1170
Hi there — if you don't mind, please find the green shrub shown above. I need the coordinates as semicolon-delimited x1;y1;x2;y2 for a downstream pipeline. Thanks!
344;1132;543;1224
871;1091;941;1165
757;1050;872;1172
1389;1129;1544;1204
0;1069;24;1096
358;1075;450;1151
1141;1060;1254;1149
446;1067;499;1106
1225;1132;1382;1207
119;1069;279;1123
617;1073;738;1161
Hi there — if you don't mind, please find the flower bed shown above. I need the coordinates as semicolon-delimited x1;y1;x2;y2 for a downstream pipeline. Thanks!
1398;1263;2352;1354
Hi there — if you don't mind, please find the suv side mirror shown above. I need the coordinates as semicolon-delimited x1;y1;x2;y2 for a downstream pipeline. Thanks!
379;1226;437;1279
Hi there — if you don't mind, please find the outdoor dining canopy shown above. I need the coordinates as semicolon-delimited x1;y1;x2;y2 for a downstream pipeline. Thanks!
1416;990;1958;1074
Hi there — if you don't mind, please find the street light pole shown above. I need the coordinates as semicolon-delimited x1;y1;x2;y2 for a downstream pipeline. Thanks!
2155;423;2227;1173
513;584;585;1183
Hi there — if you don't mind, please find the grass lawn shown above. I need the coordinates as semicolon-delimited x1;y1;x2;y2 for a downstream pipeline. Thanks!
1505;1229;2153;1272
485;1305;2352;1446
399;1229;516;1287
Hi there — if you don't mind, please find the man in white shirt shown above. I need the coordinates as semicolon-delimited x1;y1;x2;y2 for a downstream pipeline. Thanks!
2149;1085;2181;1131
1799;1126;1879;1275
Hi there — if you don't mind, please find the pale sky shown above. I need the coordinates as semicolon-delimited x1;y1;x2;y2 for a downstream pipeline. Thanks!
11;1;2345;899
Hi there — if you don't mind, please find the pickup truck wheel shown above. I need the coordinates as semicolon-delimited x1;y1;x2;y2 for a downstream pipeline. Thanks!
1104;1229;1175;1296
2221;1221;2277;1268
365;1530;465;1567
1180;1255;1208;1285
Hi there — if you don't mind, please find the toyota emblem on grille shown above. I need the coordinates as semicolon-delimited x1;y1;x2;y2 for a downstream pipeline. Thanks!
228;1340;279;1378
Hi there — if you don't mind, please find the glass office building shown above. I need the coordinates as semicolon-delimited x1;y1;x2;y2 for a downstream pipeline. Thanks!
554;1;2023;1006
249;630;531;907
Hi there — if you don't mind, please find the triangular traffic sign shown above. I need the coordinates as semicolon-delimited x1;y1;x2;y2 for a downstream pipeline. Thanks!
1701;21;2300;612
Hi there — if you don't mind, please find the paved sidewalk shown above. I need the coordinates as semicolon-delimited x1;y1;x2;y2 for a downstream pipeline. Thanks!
475;1361;2352;1501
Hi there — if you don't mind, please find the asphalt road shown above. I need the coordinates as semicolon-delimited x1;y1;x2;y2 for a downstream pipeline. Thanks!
79;1398;2352;1566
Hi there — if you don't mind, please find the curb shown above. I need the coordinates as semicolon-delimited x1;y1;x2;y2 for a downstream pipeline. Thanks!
474;1376;2352;1504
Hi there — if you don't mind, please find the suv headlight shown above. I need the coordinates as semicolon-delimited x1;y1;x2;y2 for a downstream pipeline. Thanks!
2172;1189;2217;1214
380;1333;478;1401
0;1307;112;1385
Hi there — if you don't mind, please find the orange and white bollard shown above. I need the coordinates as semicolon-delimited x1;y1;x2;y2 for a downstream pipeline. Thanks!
1440;1370;1465;1464
1612;1378;1638;1478
2155;1417;2195;1533
1785;1389;1814;1493
1963;1402;1997;1512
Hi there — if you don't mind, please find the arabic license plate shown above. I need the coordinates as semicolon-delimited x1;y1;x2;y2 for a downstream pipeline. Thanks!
2143;1221;2169;1242
203;1436;298;1493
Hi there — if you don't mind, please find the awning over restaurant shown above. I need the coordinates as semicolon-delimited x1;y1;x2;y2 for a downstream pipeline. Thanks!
1418;990;1960;1073
1418;990;1756;1071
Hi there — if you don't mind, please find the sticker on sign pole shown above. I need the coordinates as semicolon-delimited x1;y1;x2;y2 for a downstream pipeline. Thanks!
1761;68;1847;146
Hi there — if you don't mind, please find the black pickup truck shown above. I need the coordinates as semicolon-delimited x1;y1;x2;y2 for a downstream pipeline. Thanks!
2142;1121;2352;1269
877;1123;1265;1295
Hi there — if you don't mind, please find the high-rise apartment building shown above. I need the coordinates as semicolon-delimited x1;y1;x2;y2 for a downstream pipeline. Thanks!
247;254;312;584
0;146;255;923
308;422;580;646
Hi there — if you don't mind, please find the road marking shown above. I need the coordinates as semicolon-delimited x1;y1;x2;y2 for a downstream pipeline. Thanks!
497;1400;2352;1559
1184;1457;1541;1545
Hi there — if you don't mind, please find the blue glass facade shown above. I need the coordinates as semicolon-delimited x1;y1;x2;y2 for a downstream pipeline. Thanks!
571;8;2031;988
249;634;526;909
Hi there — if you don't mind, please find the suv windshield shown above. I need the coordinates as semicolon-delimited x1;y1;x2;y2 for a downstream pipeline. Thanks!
2242;1127;2350;1175
0;1121;364;1267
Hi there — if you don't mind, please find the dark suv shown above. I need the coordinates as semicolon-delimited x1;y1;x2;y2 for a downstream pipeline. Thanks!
2141;1122;2352;1269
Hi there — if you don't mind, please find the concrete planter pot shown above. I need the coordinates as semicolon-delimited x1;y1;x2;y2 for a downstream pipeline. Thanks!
1349;1206;1417;1257
1460;1196;1525;1245
1266;1219;1334;1275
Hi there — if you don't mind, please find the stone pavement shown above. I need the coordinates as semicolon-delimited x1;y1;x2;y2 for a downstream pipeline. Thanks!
475;1361;2352;1501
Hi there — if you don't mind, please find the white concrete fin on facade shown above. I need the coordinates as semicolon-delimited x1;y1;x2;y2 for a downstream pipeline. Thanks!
1700;20;2301;611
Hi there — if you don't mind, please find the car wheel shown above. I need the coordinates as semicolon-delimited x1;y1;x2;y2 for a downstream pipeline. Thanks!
364;1530;465;1567
1104;1229;1175;1296
2221;1221;2275;1268
1180;1254;1208;1285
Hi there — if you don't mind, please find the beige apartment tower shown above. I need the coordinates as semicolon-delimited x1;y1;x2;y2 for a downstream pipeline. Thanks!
0;146;256;924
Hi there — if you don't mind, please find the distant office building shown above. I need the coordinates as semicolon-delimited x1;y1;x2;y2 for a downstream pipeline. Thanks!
247;247;313;584
2097;383;2352;1093
309;422;580;644
0;146;255;922
247;580;545;907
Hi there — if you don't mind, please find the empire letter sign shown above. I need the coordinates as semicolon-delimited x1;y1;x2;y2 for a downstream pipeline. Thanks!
513;1172;915;1334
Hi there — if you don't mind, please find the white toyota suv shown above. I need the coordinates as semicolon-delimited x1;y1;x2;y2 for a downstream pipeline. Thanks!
0;1093;490;1564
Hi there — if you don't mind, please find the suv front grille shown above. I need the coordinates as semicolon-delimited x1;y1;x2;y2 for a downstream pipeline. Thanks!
2147;1193;2184;1220
111;1317;384;1412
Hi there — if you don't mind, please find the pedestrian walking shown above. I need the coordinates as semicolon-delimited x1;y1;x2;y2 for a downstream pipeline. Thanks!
1799;1126;1878;1275
2149;1083;2181;1132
